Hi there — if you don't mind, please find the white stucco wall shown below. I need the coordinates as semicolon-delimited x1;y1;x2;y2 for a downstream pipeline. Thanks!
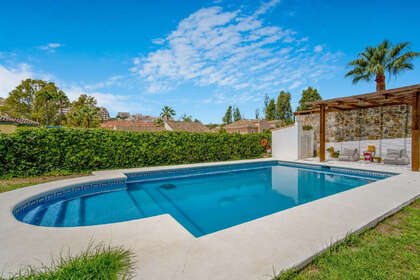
324;138;412;161
272;123;299;160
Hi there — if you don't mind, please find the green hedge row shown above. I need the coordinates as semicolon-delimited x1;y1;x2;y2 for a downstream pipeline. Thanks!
0;128;271;178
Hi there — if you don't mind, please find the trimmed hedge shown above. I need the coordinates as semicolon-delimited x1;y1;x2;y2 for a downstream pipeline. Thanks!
0;128;271;178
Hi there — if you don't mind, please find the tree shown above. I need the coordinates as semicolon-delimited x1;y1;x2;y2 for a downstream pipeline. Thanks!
1;79;70;125
345;40;419;91
263;94;270;116
255;108;260;119
233;107;242;122
179;113;192;122
296;87;322;111
222;106;233;124
265;99;276;120
154;118;164;127
35;85;55;125
276;90;293;124
160;106;175;120
66;94;100;128
56;90;70;125
1;79;47;120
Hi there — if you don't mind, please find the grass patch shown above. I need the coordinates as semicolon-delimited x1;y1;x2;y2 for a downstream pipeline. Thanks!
0;173;89;193
3;244;135;280
274;198;420;280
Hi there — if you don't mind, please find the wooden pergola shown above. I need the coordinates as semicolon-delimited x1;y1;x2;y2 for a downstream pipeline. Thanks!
294;84;420;171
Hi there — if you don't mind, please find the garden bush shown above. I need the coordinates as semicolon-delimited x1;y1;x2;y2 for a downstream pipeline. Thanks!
0;128;271;178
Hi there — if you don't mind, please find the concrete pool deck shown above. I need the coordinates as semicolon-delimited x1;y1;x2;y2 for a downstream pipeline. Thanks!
0;158;419;279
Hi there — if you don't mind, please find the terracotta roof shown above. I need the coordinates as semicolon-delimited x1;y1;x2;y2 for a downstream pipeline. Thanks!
224;119;263;129
0;114;39;126
271;124;295;131
165;120;210;133
100;120;164;132
210;126;222;132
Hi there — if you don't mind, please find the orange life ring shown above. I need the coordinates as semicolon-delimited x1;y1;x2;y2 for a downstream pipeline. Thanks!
261;138;268;147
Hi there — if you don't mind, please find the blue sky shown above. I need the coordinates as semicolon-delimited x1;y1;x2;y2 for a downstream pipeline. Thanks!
1;0;419;123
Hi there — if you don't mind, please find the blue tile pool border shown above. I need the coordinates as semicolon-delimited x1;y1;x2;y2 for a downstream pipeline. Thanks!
13;180;126;218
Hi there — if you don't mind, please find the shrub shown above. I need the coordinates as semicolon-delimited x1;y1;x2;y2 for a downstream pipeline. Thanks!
0;128;271;178
4;244;134;280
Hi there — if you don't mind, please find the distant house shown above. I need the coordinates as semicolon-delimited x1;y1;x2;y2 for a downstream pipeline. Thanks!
101;119;211;133
98;107;110;122
100;120;164;132
116;112;131;120
209;125;222;133
131;113;157;122
164;120;210;133
0;115;39;134
224;119;270;134
267;120;285;129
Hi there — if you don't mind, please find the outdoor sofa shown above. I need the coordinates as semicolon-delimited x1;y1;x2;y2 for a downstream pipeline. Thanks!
338;148;359;161
383;149;409;165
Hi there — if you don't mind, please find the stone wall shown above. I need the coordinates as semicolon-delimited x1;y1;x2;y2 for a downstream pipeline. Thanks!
297;104;412;143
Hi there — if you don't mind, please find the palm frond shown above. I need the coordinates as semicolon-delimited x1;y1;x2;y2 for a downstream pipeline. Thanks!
392;62;414;75
348;58;368;66
388;42;409;59
345;67;365;77
352;74;370;84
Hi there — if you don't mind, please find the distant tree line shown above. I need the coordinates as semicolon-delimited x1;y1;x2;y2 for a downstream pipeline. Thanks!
0;79;101;128
220;87;322;127
154;105;202;126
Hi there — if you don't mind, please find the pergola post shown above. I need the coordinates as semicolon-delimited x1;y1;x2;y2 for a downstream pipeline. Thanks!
412;92;420;171
319;104;326;162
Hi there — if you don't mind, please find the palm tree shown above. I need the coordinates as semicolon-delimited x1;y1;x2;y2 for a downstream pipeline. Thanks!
160;106;175;120
345;40;419;91
55;90;69;126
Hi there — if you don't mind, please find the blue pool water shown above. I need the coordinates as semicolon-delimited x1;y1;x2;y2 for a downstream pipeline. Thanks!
14;162;391;237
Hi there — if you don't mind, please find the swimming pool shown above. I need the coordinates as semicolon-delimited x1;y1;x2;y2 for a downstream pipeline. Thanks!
13;161;393;237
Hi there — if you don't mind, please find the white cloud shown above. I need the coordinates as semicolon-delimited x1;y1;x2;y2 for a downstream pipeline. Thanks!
314;45;323;52
0;63;34;97
255;0;281;16
39;43;63;52
63;86;147;114
152;38;166;45
134;1;339;95
83;75;125;90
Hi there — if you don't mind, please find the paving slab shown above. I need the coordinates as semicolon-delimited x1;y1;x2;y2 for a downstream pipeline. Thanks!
0;158;419;280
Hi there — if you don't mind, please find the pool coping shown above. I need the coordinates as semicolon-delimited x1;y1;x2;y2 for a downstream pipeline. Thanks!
0;158;419;279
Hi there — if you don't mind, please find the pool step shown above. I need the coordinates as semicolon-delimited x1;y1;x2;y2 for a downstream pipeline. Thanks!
144;186;204;236
127;185;163;217
39;201;65;226
21;205;44;225
61;198;83;226
83;191;143;225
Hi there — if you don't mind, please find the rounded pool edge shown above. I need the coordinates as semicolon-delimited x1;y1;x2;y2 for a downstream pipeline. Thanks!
8;158;277;228
7;157;400;229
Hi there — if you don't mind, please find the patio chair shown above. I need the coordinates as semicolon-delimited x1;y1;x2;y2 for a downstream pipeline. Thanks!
383;149;409;165
338;148;359;161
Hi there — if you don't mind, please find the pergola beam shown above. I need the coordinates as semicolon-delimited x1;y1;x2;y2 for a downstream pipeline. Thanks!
412;92;420;171
319;104;326;162
293;84;420;171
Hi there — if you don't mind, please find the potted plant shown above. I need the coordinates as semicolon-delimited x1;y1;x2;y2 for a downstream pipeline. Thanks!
302;125;313;131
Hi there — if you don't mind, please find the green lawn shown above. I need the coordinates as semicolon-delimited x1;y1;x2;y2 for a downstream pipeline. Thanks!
274;198;420;280
0;174;88;193
3;244;134;280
